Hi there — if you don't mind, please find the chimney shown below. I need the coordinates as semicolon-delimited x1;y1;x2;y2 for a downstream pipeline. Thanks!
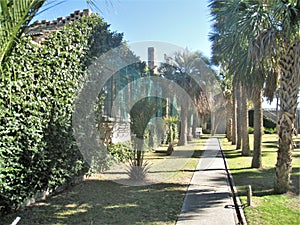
148;47;156;70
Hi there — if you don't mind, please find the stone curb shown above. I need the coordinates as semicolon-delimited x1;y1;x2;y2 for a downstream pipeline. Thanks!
219;139;248;225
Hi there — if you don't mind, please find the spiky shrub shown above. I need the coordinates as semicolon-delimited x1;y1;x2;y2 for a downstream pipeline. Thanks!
126;160;151;181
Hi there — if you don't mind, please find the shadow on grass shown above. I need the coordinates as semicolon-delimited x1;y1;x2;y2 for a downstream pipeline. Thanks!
2;180;188;225
263;144;278;148
229;167;300;197
223;142;299;197
263;141;277;144
224;150;253;159
229;168;275;196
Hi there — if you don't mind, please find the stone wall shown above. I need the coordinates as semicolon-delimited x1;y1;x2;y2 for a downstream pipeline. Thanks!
26;9;92;34
25;9;92;43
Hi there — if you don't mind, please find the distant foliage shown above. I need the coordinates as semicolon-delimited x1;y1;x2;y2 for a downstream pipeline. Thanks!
248;127;254;134
264;127;277;134
162;116;179;144
108;142;134;163
0;15;122;214
88;142;134;175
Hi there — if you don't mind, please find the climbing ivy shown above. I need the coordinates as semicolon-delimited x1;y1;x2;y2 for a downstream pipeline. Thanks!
0;14;123;214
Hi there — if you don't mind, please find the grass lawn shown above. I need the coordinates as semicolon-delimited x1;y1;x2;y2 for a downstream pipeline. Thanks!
2;138;207;225
221;134;300;225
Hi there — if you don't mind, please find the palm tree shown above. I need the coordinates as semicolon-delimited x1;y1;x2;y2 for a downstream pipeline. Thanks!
215;68;233;141
209;2;247;151
209;0;266;157
130;97;163;167
209;0;265;159
239;0;300;193
159;50;211;145
210;0;300;193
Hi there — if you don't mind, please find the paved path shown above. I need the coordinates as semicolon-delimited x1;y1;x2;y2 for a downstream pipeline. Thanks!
176;137;239;225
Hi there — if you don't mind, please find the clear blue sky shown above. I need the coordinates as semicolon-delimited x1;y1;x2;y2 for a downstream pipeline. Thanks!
34;0;296;108
34;0;213;57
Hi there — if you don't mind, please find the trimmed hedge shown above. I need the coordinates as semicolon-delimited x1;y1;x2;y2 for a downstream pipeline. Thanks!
0;15;122;214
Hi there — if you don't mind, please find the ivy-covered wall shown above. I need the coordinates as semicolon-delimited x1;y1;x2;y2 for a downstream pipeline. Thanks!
0;14;122;214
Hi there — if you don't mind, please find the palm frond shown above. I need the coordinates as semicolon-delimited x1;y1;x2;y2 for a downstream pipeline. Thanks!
248;28;278;62
0;0;46;65
0;0;108;66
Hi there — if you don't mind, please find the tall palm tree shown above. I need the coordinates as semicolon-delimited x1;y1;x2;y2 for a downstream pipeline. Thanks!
159;50;211;146
209;0;265;159
210;0;300;193
216;68;233;141
209;2;248;151
243;0;300;193
210;0;266;162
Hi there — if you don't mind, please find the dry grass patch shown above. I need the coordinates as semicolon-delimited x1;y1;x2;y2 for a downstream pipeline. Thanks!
2;138;207;225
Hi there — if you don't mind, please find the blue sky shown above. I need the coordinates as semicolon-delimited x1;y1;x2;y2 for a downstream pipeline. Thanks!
34;0;213;57
34;0;288;108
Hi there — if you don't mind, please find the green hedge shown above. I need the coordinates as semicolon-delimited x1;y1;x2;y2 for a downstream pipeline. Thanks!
0;15;122;214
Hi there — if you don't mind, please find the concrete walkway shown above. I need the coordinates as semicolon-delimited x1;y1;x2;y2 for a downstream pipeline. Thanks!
176;137;240;225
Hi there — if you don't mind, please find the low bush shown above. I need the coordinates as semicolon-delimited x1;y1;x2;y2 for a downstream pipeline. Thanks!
248;126;254;134
264;127;277;134
248;126;277;134
107;142;134;163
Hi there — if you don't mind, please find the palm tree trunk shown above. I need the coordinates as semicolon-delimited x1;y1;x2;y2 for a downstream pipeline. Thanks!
187;109;193;141
192;112;198;138
232;83;237;145
226;94;233;141
236;83;242;149
134;137;144;167
211;110;216;136
241;84;250;156
274;44;299;193
178;102;188;146
251;89;263;168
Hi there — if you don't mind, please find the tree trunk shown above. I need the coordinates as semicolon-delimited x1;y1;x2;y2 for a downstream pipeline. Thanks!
211;110;215;136
236;83;242;149
251;89;263;168
212;109;222;135
178;102;188;146
226;94;233;141
192;112;198;138
274;43;299;193
187;109;193;141
134;137;144;167
232;82;237;145
241;84;250;156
